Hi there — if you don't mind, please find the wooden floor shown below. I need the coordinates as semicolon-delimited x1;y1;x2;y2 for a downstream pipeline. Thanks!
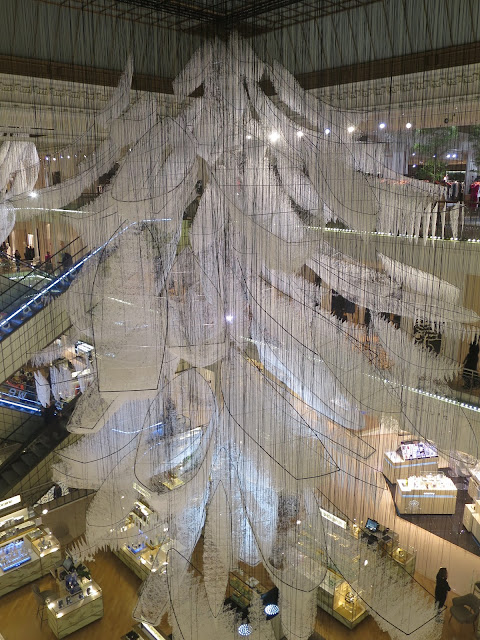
0;549;476;640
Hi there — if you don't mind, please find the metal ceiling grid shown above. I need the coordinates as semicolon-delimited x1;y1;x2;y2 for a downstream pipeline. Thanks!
34;0;382;33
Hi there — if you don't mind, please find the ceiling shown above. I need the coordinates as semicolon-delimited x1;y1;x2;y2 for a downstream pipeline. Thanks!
35;0;381;34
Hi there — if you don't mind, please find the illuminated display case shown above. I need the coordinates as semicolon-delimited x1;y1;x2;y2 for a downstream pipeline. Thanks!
333;581;367;625
317;568;368;629
391;545;416;576
229;568;268;609
396;474;457;515
47;578;103;638
0;515;61;597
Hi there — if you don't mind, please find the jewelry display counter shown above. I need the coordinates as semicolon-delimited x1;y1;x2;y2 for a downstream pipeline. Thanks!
47;578;103;638
228;568;268;609
391;546;416;576
383;448;438;484
396;474;457;515
317;568;368;630
114;542;169;581
0;521;61;597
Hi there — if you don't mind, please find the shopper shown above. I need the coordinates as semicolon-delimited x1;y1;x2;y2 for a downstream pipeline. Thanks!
434;567;450;617
14;249;21;272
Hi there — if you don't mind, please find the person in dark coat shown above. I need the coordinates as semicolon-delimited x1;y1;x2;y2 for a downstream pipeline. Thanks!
14;249;21;272
435;567;450;615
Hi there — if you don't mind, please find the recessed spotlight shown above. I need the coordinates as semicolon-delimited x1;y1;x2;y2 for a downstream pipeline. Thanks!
379;122;386;129
225;315;234;323
347;126;355;133
412;164;416;168
29;191;38;198
433;155;436;158
42;508;48;515
412;152;415;156
246;135;252;140
67;155;70;159
446;154;451;158
296;131;304;138
324;128;331;135
269;131;280;143
452;153;457;158
406;122;412;129
52;157;56;161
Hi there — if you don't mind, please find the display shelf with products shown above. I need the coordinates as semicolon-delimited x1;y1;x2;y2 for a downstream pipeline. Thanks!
228;568;268;609
114;540;170;582
317;568;368;630
383;444;438;484
333;581;368;627
391;545;416;576
47;578;103;638
0;514;61;597
395;473;457;515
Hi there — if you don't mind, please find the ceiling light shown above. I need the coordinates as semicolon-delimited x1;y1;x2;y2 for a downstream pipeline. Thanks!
29;191;38;198
412;152;415;156
324;128;331;135
446;154;451;158
406;122;412;129
264;604;279;616
269;131;280;143
52;157;56;162
412;164;416;168
452;153;457;158
67;155;71;159
42;508;48;515
379;123;386;129
225;315;234;323
347;126;355;133
296;131;304;138
246;135;252;140
238;624;252;637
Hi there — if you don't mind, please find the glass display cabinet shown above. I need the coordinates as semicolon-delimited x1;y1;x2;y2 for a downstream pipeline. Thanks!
333;581;368;627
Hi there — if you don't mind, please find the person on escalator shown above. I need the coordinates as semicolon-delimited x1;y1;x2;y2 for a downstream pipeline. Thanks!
61;251;73;271
14;249;21;272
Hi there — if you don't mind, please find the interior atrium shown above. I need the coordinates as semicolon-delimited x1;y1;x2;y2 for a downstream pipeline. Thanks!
1;1;480;639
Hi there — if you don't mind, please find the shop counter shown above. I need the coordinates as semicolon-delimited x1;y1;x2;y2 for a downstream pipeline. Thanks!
468;469;480;501
395;475;457;515
0;528;61;597
47;579;103;638
463;503;476;531
114;542;168;581
383;451;438;484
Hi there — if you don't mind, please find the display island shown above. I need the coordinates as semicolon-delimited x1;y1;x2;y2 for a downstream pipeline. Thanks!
395;474;457;515
47;577;103;638
383;441;438;484
0;505;61;597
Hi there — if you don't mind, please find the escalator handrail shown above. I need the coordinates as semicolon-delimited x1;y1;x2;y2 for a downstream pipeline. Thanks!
0;236;83;298
0;244;90;332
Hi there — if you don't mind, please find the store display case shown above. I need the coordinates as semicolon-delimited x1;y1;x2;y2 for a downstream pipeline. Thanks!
317;568;368;629
228;568;268;609
391;546;416;576
333;581;368;627
468;469;480;501
47;578;103;638
383;443;438;484
0;509;61;597
395;474;457;515
463;502;476;532
114;540;170;582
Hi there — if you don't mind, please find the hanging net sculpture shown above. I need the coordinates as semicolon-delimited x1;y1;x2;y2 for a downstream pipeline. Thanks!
6;33;477;640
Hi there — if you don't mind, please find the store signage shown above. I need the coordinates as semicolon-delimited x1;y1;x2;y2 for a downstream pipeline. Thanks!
0;494;21;511
320;508;347;529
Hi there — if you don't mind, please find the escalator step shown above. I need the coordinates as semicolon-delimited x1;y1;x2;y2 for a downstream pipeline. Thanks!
12;461;30;476
1;469;20;485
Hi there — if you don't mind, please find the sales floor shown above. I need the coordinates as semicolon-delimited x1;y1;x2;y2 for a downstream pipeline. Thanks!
385;470;480;556
0;548;475;640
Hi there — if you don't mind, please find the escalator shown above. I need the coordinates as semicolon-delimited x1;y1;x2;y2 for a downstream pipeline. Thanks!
0;397;78;499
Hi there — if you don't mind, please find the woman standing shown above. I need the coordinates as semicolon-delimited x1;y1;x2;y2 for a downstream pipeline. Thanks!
435;567;451;617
